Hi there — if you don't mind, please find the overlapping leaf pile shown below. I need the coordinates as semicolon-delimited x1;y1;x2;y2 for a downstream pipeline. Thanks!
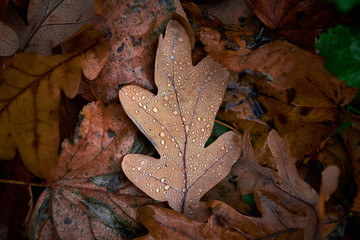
1;0;359;239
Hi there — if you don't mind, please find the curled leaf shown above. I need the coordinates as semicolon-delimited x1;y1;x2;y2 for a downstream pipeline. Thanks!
119;20;242;217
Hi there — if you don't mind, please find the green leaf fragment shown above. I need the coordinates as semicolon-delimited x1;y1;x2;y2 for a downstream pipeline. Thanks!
315;24;360;90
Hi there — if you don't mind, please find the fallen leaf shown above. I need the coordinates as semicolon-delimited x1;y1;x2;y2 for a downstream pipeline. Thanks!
28;102;154;239
119;20;242;218
89;0;192;102
222;130;342;239
6;0;97;55
0;28;109;179
215;41;357;159
135;202;304;240
0;20;20;56
244;0;342;50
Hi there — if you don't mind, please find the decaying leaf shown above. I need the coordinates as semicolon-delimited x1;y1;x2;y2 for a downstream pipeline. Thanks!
89;0;193;102
6;0;97;55
244;0;341;50
0;29;108;179
28;102;154;239
119;20;242;217
215;41;357;159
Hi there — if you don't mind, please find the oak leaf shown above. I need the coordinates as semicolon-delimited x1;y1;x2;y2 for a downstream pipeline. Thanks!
119;20;242;217
223;130;342;239
28;102;154;239
0;28;108;179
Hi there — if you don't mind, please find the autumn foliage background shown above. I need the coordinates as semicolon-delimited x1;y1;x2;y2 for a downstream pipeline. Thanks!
0;0;360;239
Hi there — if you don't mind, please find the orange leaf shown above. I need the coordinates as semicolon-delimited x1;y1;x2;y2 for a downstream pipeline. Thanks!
28;102;153;239
119;20;242;218
89;0;192;102
0;29;108;179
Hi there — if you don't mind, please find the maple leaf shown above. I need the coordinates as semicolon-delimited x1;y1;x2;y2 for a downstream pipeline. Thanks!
28;102;154;239
0;28;108;179
119;20;242;217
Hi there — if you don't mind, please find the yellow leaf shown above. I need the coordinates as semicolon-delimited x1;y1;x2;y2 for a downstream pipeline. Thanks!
0;29;109;180
119;20;242;217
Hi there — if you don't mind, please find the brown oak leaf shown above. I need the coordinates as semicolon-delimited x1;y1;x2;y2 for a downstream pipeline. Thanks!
28;102;154;239
0;28;108;179
224;130;342;239
119;20;242;218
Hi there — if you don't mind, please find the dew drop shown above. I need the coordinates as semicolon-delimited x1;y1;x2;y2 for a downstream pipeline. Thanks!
165;185;170;190
171;138;175;142
131;96;136;100
170;55;175;59
173;110;178;115
140;161;145;165
135;110;139;113
197;117;201;121
178;37;184;42
205;124;211;128
137;167;141;170
143;105;147;109
178;152;182;157
142;96;146;99
159;132;165;137
201;128;205;132
161;140;165;145
138;102;142;107
163;96;169;101
156;188;160;193
161;178;165;183
153;107;158;113
182;188;186;192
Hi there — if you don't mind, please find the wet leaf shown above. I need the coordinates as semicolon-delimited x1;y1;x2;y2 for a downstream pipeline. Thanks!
89;0;192;102
216;41;357;159
6;0;97;55
119;20;242;218
0;29;109;179
28;102;153;239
